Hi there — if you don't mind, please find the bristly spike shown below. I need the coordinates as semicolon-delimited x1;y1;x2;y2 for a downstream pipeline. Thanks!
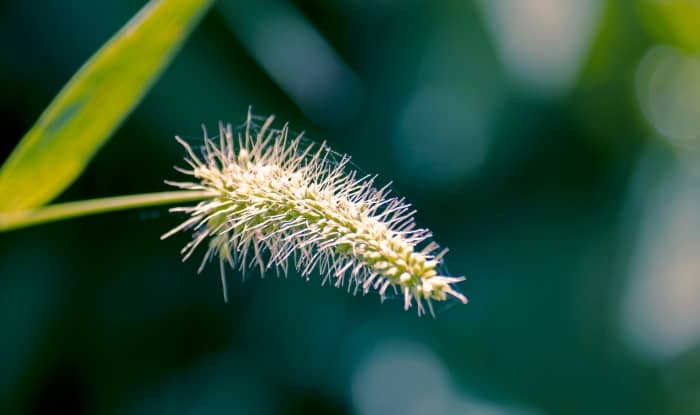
163;112;468;315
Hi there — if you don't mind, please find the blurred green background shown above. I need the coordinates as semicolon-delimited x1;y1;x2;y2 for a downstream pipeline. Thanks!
3;0;700;414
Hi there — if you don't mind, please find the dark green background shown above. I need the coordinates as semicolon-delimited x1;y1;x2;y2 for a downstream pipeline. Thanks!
2;1;700;414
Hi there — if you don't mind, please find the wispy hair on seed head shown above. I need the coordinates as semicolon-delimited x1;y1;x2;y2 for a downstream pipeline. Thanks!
162;109;467;316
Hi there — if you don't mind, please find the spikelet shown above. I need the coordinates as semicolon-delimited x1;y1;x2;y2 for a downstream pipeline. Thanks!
162;111;467;315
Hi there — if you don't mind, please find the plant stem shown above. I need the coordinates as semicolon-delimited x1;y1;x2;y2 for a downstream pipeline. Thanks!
0;190;211;232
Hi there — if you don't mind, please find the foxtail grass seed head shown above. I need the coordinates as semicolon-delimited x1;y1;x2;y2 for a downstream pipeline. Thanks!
162;111;467;316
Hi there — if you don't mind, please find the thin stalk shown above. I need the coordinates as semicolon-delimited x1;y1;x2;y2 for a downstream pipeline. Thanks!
0;190;210;232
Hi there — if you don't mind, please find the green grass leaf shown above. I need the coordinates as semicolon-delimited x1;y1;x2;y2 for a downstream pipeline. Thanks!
0;0;214;212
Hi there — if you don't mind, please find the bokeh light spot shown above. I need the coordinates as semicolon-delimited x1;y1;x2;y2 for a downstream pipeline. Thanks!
636;45;700;152
621;163;700;361
394;83;490;188
352;340;543;415
478;0;603;94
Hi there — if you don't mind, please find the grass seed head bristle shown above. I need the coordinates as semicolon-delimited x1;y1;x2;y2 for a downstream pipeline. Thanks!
163;110;467;316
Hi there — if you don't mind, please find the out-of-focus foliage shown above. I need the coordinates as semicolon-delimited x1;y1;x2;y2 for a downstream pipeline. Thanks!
2;0;700;414
0;0;212;211
639;0;700;52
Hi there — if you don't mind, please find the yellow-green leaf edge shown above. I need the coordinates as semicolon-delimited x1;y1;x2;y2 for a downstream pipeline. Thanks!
0;0;214;212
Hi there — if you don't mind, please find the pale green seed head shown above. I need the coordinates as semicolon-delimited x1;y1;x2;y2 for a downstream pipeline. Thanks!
163;111;467;316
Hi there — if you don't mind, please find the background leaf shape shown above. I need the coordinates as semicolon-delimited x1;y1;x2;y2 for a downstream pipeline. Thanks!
0;0;214;212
